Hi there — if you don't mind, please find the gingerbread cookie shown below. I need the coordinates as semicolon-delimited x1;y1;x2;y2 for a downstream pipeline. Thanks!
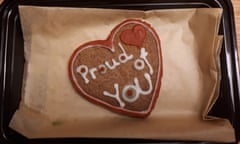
69;19;162;117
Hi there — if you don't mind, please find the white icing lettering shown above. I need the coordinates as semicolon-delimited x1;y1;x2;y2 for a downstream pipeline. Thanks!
89;68;97;79
122;86;139;103
77;43;157;86
98;64;107;74
140;48;153;75
118;43;133;63
76;42;134;83
134;73;153;95
122;73;153;103
105;59;121;70
103;84;125;108
134;59;145;71
76;65;89;84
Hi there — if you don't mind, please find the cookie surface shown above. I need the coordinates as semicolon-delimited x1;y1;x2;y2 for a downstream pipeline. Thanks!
69;19;162;117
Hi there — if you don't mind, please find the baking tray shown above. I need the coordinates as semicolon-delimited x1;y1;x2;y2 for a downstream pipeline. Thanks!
0;0;239;143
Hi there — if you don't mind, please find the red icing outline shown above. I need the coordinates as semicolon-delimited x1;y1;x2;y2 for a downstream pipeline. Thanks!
68;19;163;118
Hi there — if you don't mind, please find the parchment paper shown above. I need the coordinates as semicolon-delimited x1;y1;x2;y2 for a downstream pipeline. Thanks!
10;6;235;142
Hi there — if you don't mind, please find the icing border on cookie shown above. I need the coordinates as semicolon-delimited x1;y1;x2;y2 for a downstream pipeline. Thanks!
69;19;163;118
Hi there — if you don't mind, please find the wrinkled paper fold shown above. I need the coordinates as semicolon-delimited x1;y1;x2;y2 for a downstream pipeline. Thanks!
10;6;235;142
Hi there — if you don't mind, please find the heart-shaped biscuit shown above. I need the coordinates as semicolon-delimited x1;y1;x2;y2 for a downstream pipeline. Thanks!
69;19;162;117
